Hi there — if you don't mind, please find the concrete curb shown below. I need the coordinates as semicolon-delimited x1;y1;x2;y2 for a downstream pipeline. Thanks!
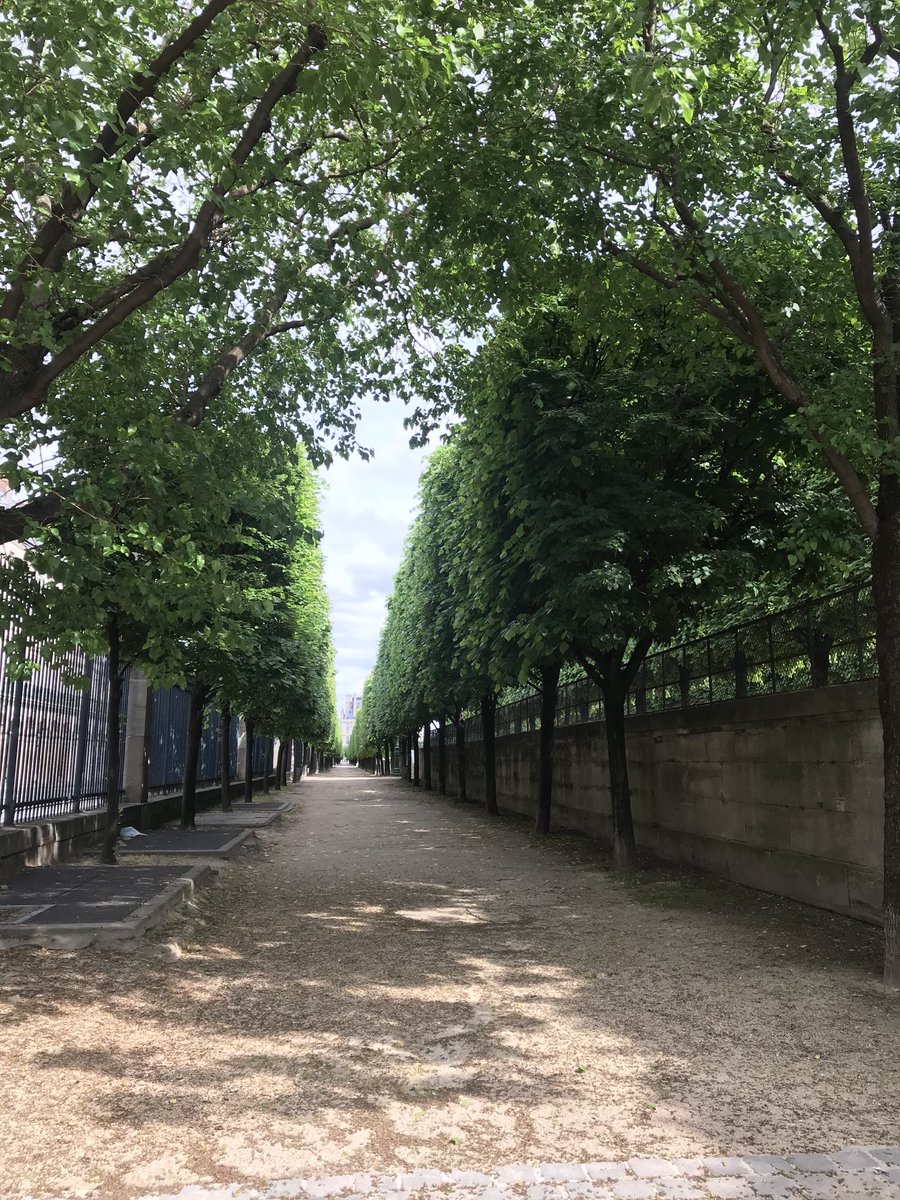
193;810;282;828
133;1146;900;1200
120;829;258;857
218;800;293;814
0;864;214;950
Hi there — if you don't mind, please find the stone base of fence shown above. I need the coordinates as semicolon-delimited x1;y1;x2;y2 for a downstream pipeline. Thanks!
443;678;884;925
0;775;271;877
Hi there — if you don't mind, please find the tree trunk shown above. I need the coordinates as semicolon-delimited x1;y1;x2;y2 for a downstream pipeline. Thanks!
244;717;255;802
274;740;286;790
535;663;560;834
220;700;232;811
99;614;123;864
602;675;638;870
873;479;900;987
263;736;271;792
481;694;498;816
413;728;420;785
455;713;467;803
181;679;209;829
438;718;447;794
423;721;432;789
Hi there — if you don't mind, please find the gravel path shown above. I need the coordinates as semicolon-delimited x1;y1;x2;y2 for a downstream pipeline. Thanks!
0;767;897;1200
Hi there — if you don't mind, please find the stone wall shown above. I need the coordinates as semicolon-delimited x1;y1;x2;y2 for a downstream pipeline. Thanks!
0;776;269;877
442;679;883;923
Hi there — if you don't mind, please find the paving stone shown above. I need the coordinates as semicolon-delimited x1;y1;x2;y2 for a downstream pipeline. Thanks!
703;1162;754;1179
706;1180;754;1200
526;1185;568;1200
784;1156;835;1175
452;1175;494;1188
869;1148;900;1167
585;1165;628;1182
495;1166;540;1184
653;1181;705;1199
399;1172;449;1189
304;1179;357;1198
670;1162;706;1180
828;1150;883;1171
611;1182;658;1200
741;1158;791;1177
780;1174;844;1199
267;1181;309;1198
539;1166;589;1183
746;1176;798;1198
628;1161;681;1179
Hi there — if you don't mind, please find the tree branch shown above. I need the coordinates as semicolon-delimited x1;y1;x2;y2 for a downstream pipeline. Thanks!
175;204;413;426
0;0;241;323
622;633;653;689
812;7;878;308
2;26;327;421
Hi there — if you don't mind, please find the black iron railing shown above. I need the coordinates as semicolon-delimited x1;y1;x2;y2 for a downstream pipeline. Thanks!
464;579;877;741
0;647;240;824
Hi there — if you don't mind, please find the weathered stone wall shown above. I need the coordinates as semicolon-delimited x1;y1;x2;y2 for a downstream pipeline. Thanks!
0;776;269;877
442;679;883;923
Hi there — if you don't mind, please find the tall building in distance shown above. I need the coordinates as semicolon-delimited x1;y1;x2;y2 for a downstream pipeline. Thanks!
340;693;363;747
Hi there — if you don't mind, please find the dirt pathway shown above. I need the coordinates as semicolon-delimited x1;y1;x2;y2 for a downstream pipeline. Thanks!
0;768;897;1199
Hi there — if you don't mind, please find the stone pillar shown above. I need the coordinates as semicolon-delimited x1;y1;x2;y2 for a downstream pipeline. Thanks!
123;671;153;817
236;718;248;780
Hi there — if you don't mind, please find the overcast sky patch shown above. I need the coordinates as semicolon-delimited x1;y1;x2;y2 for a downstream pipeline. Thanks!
319;395;441;706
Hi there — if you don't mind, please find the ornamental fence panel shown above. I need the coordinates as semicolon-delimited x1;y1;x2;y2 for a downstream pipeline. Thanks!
465;579;877;743
0;612;245;824
0;649;129;825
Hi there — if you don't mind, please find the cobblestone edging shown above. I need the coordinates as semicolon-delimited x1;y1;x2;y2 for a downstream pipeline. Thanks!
146;1148;900;1200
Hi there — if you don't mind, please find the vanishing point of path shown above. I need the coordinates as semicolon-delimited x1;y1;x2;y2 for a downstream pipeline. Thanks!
1;766;899;1199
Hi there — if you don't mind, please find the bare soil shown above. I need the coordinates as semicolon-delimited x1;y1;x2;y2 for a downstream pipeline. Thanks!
0;767;897;1199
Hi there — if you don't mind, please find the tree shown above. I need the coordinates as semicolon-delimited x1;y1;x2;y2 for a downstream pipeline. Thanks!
0;0;460;419
0;0;489;556
0;416;249;860
459;305;860;864
0;332;339;853
403;0;900;982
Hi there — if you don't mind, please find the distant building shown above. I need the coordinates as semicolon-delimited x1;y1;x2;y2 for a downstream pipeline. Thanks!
339;693;363;746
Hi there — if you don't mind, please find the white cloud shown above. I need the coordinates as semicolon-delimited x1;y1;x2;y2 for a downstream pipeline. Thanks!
319;396;441;705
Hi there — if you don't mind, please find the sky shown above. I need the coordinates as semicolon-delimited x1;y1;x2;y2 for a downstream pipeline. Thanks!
318;395;443;711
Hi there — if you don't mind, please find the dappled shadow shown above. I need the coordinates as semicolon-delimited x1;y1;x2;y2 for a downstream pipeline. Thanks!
0;770;897;1199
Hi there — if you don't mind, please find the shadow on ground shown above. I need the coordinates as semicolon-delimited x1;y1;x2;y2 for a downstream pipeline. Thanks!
0;770;895;1200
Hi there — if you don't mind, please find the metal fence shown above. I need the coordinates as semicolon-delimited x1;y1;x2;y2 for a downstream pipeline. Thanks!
0;647;251;825
465;579;877;741
148;688;240;795
0;651;130;824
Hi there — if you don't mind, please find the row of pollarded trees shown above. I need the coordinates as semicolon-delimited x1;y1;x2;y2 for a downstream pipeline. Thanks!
2;421;342;862
3;1;899;980
353;301;862;869
397;2;900;985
